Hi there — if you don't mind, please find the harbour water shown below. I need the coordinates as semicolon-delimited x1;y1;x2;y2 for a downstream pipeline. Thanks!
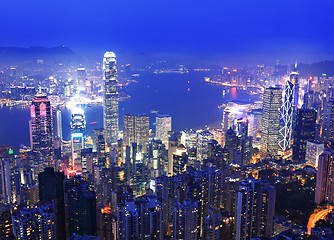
0;71;255;152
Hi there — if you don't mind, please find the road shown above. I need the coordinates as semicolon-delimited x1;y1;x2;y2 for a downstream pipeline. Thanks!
307;206;334;234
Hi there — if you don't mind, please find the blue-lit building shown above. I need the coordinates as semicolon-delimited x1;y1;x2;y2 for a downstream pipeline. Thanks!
71;108;86;171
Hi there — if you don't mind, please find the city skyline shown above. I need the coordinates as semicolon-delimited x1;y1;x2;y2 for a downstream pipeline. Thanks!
1;1;334;239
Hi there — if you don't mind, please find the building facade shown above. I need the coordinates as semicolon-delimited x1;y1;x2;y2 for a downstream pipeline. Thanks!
103;52;119;146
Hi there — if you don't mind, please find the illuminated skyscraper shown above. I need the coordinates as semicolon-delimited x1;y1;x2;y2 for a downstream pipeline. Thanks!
197;130;214;163
30;92;53;171
123;114;149;150
65;177;97;236
260;87;282;159
103;52;119;146
77;68;87;91
135;115;150;150
279;68;297;152
156;115;172;146
123;114;136;146
305;141;324;168
235;179;276;240
52;109;62;140
292;109;317;161
322;99;334;142
314;149;334;204
71;108;86;169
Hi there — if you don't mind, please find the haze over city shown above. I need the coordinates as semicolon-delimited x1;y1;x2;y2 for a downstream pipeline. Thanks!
0;1;334;240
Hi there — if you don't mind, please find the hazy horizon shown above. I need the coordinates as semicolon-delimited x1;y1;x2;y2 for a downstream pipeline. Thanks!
1;0;334;66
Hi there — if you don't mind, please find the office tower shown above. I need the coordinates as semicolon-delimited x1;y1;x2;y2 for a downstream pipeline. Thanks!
123;114;149;150
279;66;298;152
181;129;198;149
123;114;136;146
52;108;62;140
77;68;87;90
305;141;324;168
71;108;86;169
30;91;53;171
222;107;236;135
38;167;66;240
65;177;97;236
248;109;262;138
173;199;199;240
0;207;13;239
135;115;150;150
210;128;224;146
322;99;334;142
92;129;106;168
224;128;238;163
241;136;252;166
235;179;276;240
81;148;94;176
291;64;300;108
0;158;12;204
303;91;320;110
156;115;172;146
12;203;57;240
168;135;178;174
260;87;282;159
197;131;214;163
236;118;248;138
103;52;119;146
203;207;223;240
173;144;187;175
314;149;334;204
236;119;253;165
292;109;317;161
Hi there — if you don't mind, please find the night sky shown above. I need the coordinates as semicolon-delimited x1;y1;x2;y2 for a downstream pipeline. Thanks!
1;0;334;65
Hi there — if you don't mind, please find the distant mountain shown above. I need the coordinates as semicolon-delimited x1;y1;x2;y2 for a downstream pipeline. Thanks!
0;46;82;65
296;61;334;78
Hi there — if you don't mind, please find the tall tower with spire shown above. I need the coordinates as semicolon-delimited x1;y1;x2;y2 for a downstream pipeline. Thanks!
279;64;299;152
103;52;119;146
30;91;53;173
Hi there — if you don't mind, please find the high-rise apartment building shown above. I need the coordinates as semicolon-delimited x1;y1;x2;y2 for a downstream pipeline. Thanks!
260;87;282;159
38;167;66;240
292;109;317;161
235;179;276;240
103;52;119;146
322;99;334;142
173;199;199;240
203;207;223;240
156;115;172;146
30;92;53;172
12;203;57;240
314;149;334;204
117;195;163;240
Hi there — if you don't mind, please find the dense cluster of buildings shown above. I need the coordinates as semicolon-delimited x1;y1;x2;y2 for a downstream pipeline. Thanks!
0;52;334;240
